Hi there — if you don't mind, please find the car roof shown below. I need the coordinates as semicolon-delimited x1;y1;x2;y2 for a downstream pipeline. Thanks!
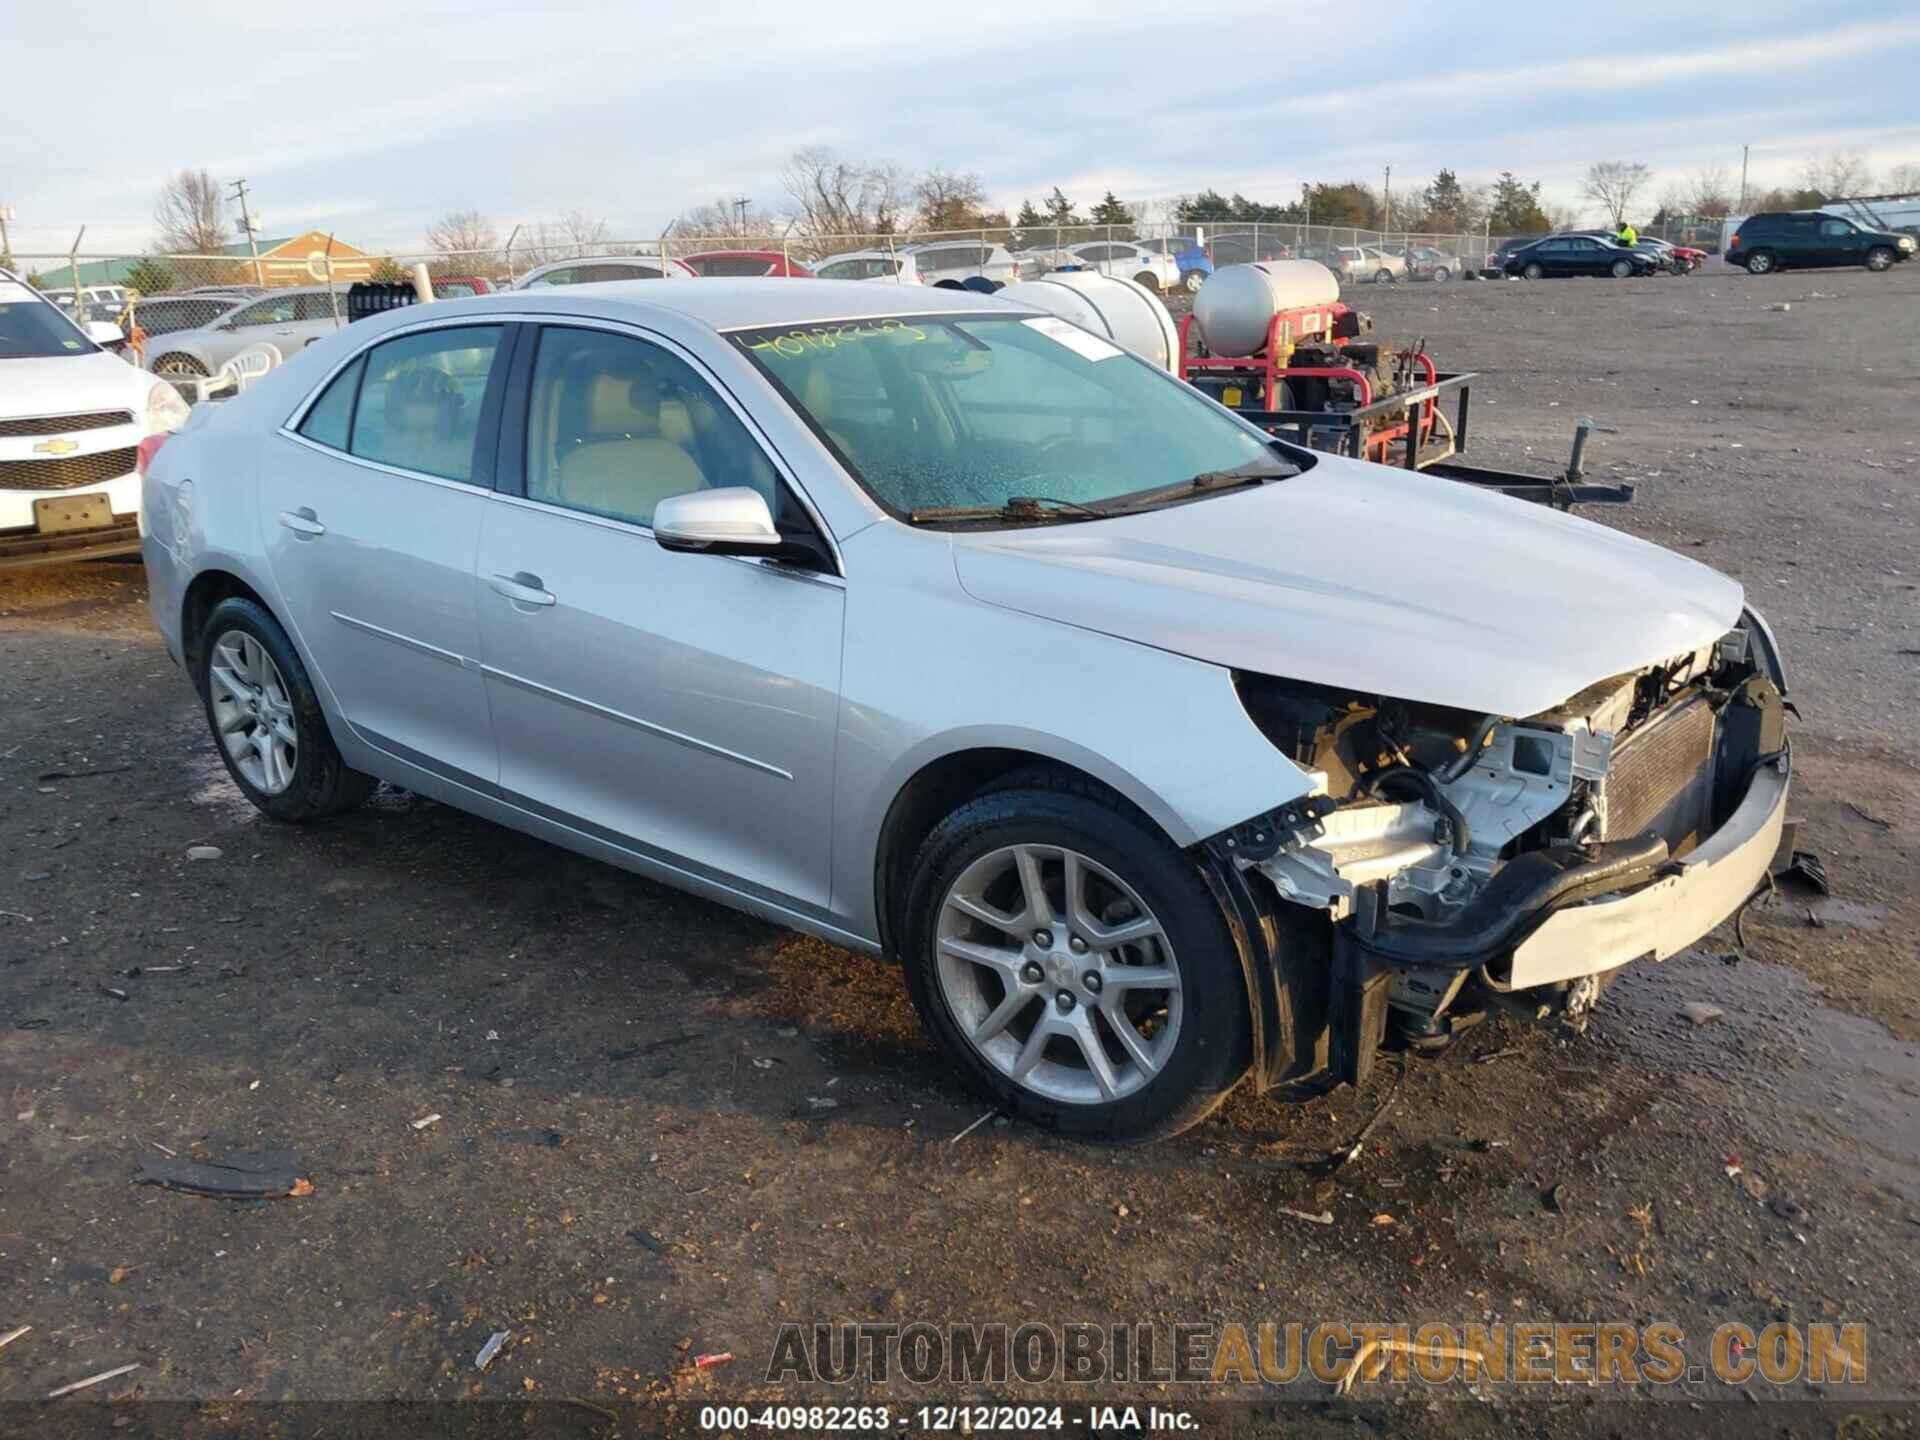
378;277;1039;335
814;249;910;263
684;249;792;261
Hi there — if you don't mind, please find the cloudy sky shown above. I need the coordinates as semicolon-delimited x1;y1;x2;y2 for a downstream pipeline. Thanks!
5;0;1919;255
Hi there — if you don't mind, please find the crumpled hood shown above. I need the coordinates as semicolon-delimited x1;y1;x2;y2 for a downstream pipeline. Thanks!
0;350;149;419
951;456;1744;718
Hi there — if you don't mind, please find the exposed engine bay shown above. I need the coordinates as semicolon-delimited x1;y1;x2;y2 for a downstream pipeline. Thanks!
1219;611;1790;1060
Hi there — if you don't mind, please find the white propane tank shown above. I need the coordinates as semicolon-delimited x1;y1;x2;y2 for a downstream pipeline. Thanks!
996;272;1180;372
1192;260;1341;357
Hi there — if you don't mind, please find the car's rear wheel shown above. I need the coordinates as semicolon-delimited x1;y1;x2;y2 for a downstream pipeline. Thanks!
901;780;1253;1141
1432;266;1451;282
152;353;209;378
1374;269;1395;284
1865;246;1895;272
1522;262;1545;280
196;597;376;822
1132;271;1163;293
1744;249;1776;274
1610;259;1633;278
1182;270;1206;294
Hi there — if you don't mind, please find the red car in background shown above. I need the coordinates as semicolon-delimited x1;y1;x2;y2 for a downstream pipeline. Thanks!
427;275;495;297
681;250;814;277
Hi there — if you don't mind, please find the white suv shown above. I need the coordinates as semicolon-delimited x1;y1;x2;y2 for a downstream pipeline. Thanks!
1;269;188;569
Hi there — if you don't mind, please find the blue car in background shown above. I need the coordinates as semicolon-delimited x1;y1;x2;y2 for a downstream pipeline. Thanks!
1136;236;1214;293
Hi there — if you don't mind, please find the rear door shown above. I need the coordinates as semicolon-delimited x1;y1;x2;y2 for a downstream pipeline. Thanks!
473;320;845;912
262;320;514;786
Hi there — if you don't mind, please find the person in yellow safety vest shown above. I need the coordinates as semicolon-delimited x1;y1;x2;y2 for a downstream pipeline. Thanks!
1616;221;1638;247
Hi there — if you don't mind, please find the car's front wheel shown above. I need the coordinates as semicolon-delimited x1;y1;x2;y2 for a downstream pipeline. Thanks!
1523;262;1545;280
901;780;1252;1141
1610;259;1633;278
1744;249;1777;274
151;353;209;378
1374;269;1395;284
196;597;376;822
1432;266;1451;282
1865;246;1896;272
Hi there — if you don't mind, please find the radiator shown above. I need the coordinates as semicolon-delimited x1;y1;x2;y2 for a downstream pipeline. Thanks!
1598;693;1717;856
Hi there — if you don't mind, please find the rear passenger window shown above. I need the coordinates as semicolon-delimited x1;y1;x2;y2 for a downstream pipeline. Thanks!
297;356;364;451
348;326;501;482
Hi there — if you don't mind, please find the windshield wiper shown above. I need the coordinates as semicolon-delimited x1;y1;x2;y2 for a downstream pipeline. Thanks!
1103;455;1301;514
908;495;1108;525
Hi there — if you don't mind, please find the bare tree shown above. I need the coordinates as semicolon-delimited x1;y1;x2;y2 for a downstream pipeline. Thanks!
1887;162;1920;195
913;169;988;232
1685;165;1734;217
1797;149;1871;200
779;146;907;244
677;198;779;240
1580;161;1653;226
153;169;229;254
426;209;499;258
520;209;616;266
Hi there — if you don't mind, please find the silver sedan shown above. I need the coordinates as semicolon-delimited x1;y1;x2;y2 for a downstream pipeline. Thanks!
141;280;1791;1139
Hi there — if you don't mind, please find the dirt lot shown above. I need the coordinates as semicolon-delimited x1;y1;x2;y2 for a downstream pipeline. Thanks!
3;263;1918;1436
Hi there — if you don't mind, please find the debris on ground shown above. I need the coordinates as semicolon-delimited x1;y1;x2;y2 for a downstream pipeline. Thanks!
475;1331;510;1371
1771;1194;1811;1224
410;1113;442;1131
628;1228;667;1255
186;845;222;862
45;1362;140;1400
694;1352;734;1370
1843;802;1894;831
1680;1002;1726;1026
135;1149;308;1199
37;765;133;781
1544;1183;1571;1213
951;1110;996;1144
97;983;129;1002
1334;1336;1481;1397
1279;1206;1335;1226
1776;850;1832;894
0;1325;29;1352
1325;1066;1405;1173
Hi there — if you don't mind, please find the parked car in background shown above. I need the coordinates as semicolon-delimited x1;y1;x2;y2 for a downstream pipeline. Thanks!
1135;236;1213;292
43;284;130;312
143;286;345;378
1503;235;1659;279
138;278;1793;1142
1;267;187;569
1567;232;1703;275
682;250;813;278
186;284;266;298
812;250;924;283
900;242;1018;288
1724;212;1914;274
428;275;495;298
130;293;248;340
1405;246;1461;281
515;254;697;288
1480;235;1541;277
1320;246;1405;283
1209;232;1293;266
1051;242;1182;293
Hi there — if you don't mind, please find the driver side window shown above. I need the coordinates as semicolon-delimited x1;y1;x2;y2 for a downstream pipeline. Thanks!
524;326;781;529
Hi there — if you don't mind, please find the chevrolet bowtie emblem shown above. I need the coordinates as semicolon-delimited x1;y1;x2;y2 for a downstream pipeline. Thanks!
33;438;80;455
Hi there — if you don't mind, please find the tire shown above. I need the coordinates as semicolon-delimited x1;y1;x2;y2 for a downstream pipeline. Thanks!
1522;262;1545;280
1132;271;1163;293
933;279;967;290
1432;267;1451;282
1744;249;1776;275
1374;269;1394;284
1182;270;1205;294
1610;259;1633;278
152;352;209;378
900;778;1253;1142
1865;247;1895;272
195;597;376;823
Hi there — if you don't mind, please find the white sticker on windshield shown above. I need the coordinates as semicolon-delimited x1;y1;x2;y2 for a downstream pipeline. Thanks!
1022;315;1123;362
0;281;38;304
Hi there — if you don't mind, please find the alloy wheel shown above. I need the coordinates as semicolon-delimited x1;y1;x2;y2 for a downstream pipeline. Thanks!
208;629;298;794
935;843;1181;1105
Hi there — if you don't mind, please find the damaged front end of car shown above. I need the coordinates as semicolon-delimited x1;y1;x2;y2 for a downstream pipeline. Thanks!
1207;608;1792;1088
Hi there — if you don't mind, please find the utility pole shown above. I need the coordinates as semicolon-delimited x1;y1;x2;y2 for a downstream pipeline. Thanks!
733;196;752;234
1739;145;1750;211
229;178;263;285
0;204;14;269
1382;165;1392;236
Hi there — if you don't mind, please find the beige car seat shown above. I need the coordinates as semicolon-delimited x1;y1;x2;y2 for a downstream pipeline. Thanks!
550;368;706;523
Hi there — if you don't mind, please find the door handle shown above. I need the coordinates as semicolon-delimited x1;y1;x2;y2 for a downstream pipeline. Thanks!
488;572;556;608
277;507;326;538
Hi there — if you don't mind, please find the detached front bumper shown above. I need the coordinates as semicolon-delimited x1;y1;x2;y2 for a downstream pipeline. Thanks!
1499;747;1789;988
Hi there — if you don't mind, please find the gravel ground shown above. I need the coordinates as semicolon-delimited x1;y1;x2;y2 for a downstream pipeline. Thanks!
2;262;1917;1436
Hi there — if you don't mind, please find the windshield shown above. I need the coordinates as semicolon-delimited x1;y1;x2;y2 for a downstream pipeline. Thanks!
0;280;96;359
733;314;1284;520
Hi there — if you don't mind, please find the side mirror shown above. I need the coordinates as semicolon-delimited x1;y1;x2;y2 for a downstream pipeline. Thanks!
86;320;124;345
653;487;781;555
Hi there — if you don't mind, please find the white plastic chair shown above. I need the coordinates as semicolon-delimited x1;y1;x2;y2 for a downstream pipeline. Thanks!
217;342;282;393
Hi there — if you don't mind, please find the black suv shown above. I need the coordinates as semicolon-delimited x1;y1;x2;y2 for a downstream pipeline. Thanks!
1725;212;1914;274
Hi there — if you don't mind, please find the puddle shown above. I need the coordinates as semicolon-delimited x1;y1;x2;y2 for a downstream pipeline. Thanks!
1607;955;1920;1202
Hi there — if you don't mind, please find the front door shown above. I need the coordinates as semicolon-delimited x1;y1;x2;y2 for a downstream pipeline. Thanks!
260;320;512;787
475;321;844;913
